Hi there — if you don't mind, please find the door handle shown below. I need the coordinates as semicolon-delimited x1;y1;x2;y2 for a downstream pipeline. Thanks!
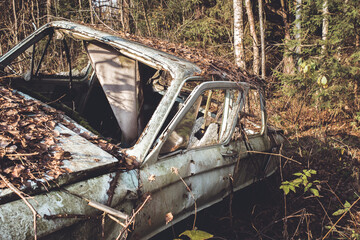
220;149;238;157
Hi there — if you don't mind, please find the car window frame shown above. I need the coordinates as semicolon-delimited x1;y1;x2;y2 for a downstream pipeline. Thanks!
142;81;249;165
241;86;267;137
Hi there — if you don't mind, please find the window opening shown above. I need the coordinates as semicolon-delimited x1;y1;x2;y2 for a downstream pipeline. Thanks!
4;29;170;147
237;88;262;137
160;88;240;155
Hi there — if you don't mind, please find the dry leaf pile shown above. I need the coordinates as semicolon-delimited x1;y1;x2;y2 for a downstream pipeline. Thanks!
0;86;136;190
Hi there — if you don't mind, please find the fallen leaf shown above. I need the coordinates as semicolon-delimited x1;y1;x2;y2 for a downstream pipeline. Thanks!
53;151;64;160
165;212;173;224
53;130;60;137
6;145;17;153
148;174;156;182
6;109;18;116
43;137;55;146
11;164;25;178
0;136;11;148
60;133;72;138
47;121;56;129
63;151;71;159
8;130;20;136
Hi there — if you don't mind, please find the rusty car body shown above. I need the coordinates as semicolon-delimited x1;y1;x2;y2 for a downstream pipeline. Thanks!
0;21;284;239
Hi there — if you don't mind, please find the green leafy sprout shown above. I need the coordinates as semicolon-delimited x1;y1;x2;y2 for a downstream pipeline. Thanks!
280;169;320;197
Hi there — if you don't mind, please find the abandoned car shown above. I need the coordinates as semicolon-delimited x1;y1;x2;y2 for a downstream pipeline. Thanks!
0;21;285;239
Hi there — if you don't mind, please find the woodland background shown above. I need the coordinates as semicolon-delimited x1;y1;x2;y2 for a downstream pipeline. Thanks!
1;0;360;239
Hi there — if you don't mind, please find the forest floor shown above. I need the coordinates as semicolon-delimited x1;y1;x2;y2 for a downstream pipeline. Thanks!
153;95;360;239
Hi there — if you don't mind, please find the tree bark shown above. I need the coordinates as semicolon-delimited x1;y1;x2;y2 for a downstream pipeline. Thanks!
89;0;94;24
280;0;294;74
120;0;130;33
12;0;18;44
78;0;83;21
46;0;51;23
245;0;260;75
258;0;265;78
142;0;152;36
295;0;301;54
234;0;246;70
322;0;329;54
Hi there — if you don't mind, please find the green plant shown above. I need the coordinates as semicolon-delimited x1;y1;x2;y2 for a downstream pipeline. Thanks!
280;169;320;197
332;201;351;216
174;229;213;240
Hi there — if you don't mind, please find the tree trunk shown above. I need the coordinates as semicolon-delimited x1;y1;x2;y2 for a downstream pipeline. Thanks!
78;0;83;21
295;0;301;54
322;0;329;54
245;0;260;75
46;0;51;23
142;0;152;36
12;0;18;44
258;0;265;78
280;0;295;74
89;0;94;24
36;0;40;27
234;0;246;70
120;0;130;33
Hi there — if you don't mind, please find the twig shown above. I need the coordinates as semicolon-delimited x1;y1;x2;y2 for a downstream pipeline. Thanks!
228;175;234;227
246;150;302;165
116;195;151;240
278;145;288;240
0;74;18;80
45;94;66;105
91;5;118;34
171;167;197;230
101;212;106;240
6;152;39;157
44;213;97;220
106;171;121;207
322;196;360;239
324;182;357;225
108;214;126;228
0;174;40;240
251;205;263;240
291;209;306;239
315;197;348;239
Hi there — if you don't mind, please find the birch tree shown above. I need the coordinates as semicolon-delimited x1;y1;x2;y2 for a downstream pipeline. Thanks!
322;0;329;54
295;0;301;54
245;0;260;75
258;0;265;78
234;0;246;70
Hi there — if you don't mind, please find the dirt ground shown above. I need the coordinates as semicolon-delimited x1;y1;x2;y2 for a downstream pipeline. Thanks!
152;96;360;239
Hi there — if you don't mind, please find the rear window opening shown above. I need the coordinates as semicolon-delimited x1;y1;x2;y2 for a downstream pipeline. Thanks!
5;29;170;147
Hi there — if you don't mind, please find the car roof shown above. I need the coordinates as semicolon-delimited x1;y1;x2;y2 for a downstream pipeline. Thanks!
52;21;202;82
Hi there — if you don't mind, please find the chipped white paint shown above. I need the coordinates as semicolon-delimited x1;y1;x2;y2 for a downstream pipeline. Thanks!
0;171;138;239
56;124;118;171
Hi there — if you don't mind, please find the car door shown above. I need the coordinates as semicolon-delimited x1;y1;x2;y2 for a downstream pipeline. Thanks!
133;81;249;239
